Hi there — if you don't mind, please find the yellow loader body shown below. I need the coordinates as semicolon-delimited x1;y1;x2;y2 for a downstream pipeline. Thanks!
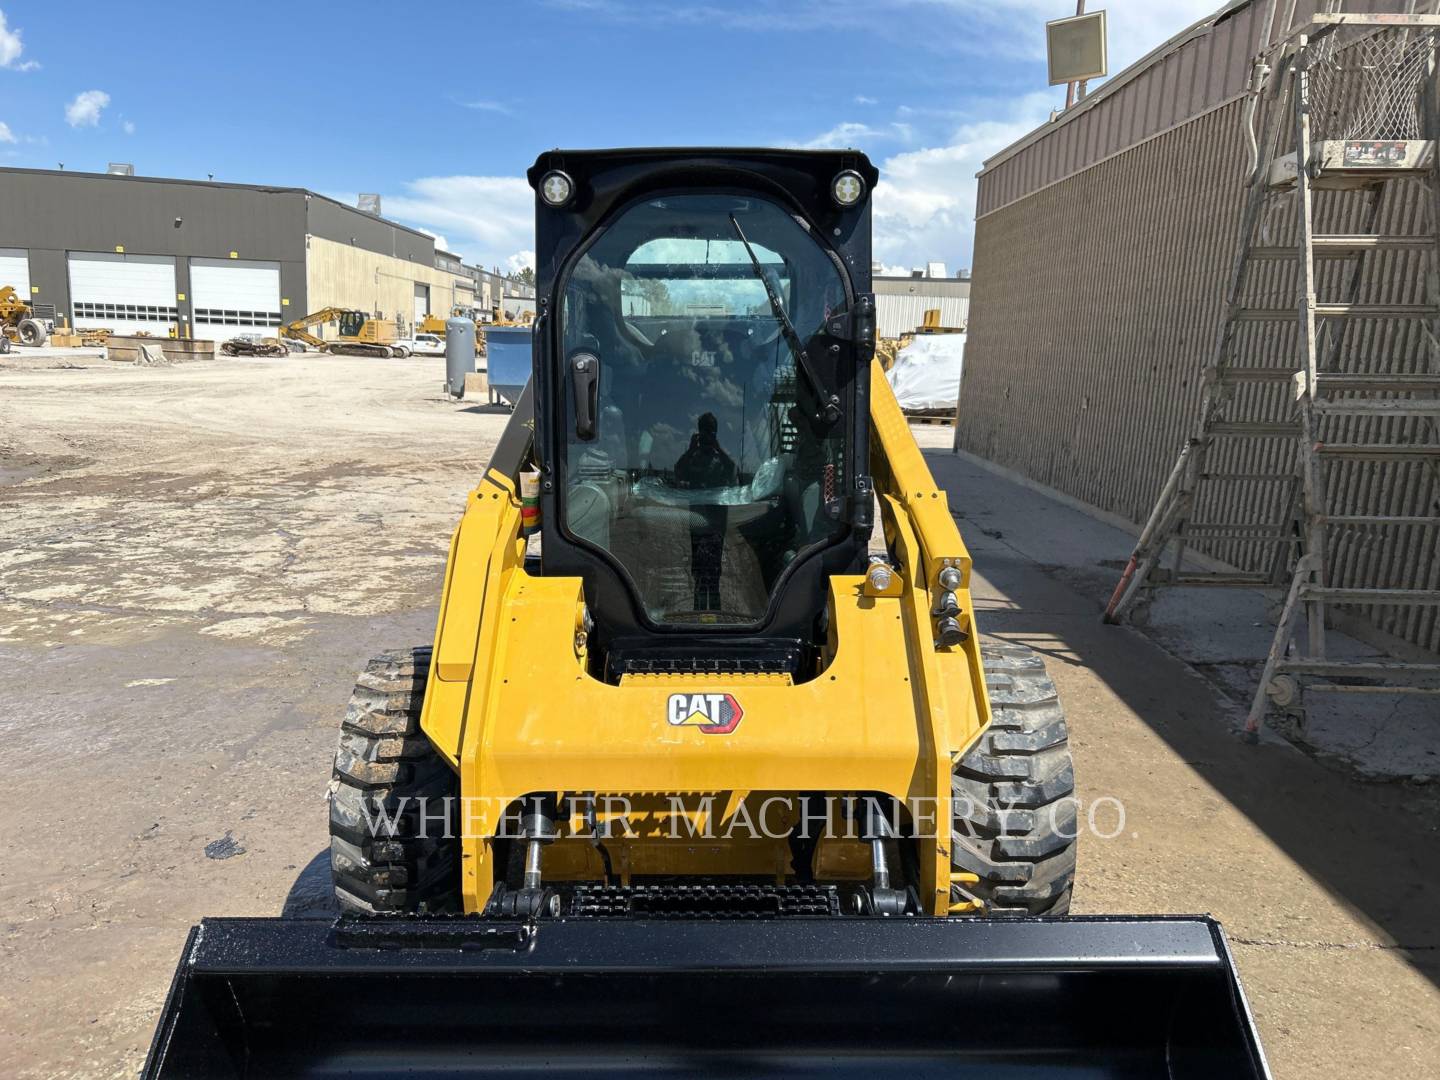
421;366;988;915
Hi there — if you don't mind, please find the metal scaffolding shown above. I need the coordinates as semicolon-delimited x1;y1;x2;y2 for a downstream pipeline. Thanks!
1105;4;1440;738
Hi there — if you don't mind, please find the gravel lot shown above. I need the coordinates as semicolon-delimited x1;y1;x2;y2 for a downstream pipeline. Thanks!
0;352;1434;1077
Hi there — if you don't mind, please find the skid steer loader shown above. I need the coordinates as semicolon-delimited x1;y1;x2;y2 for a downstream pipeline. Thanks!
143;149;1270;1078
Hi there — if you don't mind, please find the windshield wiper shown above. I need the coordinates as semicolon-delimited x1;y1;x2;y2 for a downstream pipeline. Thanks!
728;213;841;424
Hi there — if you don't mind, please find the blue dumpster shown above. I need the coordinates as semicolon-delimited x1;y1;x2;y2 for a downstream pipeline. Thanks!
486;326;532;408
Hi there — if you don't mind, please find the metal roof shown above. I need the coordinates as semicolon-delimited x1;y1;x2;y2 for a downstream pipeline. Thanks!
0;164;433;242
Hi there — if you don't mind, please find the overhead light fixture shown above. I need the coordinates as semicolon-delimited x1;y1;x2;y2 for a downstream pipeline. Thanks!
831;169;865;208
540;170;574;207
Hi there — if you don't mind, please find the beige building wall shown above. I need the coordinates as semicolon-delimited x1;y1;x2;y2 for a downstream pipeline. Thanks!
304;235;468;337
961;3;1439;656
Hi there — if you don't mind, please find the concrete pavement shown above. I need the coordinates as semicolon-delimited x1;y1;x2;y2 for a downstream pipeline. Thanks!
0;355;1433;1076
919;430;1439;1077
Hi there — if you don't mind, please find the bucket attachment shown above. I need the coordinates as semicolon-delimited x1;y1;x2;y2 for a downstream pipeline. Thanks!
144;915;1269;1079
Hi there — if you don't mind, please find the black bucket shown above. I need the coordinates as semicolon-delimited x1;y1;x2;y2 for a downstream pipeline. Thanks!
143;915;1269;1079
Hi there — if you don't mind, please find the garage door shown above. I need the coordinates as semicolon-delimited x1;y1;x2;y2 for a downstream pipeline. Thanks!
68;252;177;337
190;258;282;343
0;248;30;297
414;284;429;325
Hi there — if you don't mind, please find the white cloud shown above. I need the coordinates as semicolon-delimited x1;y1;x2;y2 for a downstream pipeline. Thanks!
541;0;863;32
1101;2;1221;72
65;89;110;128
541;0;1218;64
798;119;918;151
122;119;135;135
791;1;1225;270
0;10;38;70
381;175;534;270
924;0;1220;74
506;251;535;274
415;227;452;252
868;91;1055;273
385;1;1223;275
461;99;512;114
0;121;15;144
799;121;885;150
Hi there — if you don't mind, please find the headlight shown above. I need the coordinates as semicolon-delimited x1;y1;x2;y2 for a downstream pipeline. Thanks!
831;169;865;207
540;170;574;207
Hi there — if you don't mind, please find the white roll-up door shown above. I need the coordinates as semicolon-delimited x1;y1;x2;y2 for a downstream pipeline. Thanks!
414;284;429;324
0;248;31;297
68;252;177;337
190;258;282;342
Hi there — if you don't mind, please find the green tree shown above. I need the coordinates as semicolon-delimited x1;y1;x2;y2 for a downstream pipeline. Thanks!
634;277;672;314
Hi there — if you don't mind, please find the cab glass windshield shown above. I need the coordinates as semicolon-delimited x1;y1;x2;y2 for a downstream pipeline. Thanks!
561;193;851;627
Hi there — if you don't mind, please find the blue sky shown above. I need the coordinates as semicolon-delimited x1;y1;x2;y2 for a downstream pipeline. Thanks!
1;1;1218;273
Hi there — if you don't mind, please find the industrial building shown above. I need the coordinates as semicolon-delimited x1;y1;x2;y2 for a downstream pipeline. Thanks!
957;0;1439;657
874;269;970;337
0;166;483;341
442;254;536;322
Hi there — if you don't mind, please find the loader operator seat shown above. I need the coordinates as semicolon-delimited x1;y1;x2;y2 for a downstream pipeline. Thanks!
604;327;778;622
559;192;850;630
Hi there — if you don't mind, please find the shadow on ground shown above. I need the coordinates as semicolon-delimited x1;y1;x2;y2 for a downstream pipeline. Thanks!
282;850;338;919
459;403;516;417
926;448;1440;990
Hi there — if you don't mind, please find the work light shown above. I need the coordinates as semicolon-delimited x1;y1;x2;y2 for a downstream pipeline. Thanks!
831;170;865;207
540;170;574;207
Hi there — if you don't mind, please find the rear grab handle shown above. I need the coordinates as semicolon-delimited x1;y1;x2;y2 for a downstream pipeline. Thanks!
571;351;600;440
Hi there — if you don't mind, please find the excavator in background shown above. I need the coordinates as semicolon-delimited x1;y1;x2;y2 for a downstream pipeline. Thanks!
0;285;55;350
279;306;402;357
141;148;1270;1079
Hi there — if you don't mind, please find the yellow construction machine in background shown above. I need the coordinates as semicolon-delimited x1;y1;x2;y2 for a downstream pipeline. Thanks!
418;312;453;336
0;285;54;349
278;307;400;357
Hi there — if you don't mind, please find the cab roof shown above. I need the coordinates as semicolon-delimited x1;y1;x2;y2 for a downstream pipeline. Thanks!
526;147;878;190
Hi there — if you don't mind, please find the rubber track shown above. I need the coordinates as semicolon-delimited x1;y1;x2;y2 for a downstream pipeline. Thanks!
950;642;1077;916
328;647;460;914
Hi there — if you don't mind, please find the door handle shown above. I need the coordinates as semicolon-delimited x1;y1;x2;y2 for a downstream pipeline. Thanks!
571;351;600;440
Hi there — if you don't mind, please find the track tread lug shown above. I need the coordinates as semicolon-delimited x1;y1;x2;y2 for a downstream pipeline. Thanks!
329;648;459;915
949;641;1077;918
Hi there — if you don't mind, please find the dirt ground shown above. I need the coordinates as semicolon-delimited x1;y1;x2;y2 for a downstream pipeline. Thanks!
1;354;1436;1077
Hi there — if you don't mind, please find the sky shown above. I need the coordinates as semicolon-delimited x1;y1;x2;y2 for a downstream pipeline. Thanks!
0;0;1222;275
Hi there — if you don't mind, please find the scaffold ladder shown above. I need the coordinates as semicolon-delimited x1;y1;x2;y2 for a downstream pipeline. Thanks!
1104;7;1440;739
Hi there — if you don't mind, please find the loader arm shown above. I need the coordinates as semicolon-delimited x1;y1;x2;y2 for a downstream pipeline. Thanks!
867;356;992;748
